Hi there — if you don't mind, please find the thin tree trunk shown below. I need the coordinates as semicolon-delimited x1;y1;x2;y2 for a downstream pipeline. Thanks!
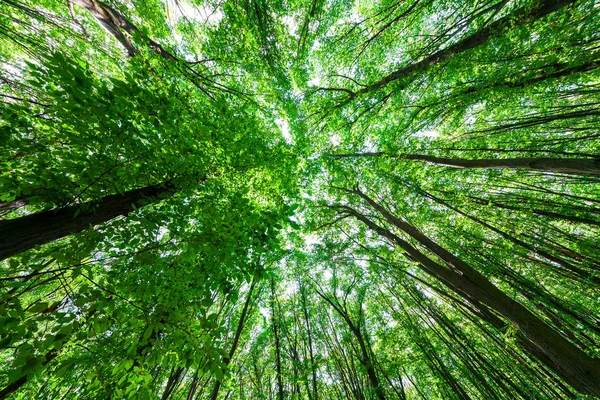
334;153;600;176
186;369;200;400
72;0;237;98
316;291;386;400
0;182;173;261
300;283;319;400
209;279;257;400
161;367;185;400
356;0;577;95
337;190;600;396
419;189;600;283
270;277;285;400
0;350;57;399
464;194;600;227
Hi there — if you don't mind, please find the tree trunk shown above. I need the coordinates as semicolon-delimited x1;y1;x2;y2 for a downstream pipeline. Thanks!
73;0;225;98
0;199;28;214
270;277;285;400
464;194;600;227
339;190;600;396
316;291;386;400
209;279;257;400
72;0;173;58
300;283;319;400
420;189;600;283
334;153;600;176
357;0;577;95
186;369;200;400
0;350;57;399
0;183;172;261
403;155;600;175
161;367;185;400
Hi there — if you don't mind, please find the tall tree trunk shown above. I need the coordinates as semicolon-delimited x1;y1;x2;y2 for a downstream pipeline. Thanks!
73;0;233;98
316;291;386;400
186;369;200;400
334;153;600;176
300;283;319;400
0;183;173;261
356;0;577;95
337;189;600;396
161;367;185;400
464;194;600;227
209;279;257;400
270;277;285;400
72;0;172;58
419;189;600;283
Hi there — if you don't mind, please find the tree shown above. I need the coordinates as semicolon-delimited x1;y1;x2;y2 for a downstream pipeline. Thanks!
1;0;599;398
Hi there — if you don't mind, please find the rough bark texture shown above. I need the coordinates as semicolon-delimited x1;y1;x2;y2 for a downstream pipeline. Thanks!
0;183;171;262
340;189;600;396
0;199;28;213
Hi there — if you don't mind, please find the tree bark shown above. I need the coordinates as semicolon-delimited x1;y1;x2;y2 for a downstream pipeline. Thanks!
161;367;185;400
209;279;257;400
72;0;173;59
270;277;285;400
465;194;600;227
338;189;600;396
316;291;386;400
0;183;172;261
357;0;577;95
0;350;58;399
419;189;600;283
72;0;228;98
334;153;600;176
0;199;28;214
300;283;319;400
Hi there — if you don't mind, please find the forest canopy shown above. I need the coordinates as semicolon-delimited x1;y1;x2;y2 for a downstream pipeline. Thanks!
1;0;599;398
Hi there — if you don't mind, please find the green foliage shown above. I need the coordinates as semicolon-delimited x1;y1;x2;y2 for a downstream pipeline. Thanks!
1;0;599;398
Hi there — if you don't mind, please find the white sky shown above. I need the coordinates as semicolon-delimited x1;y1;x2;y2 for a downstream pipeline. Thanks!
275;117;293;144
168;0;224;25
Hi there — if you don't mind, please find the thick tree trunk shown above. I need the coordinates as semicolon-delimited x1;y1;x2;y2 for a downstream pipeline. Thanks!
358;0;577;95
72;0;173;59
334;153;600;176
0;183;172;261
339;190;600;396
